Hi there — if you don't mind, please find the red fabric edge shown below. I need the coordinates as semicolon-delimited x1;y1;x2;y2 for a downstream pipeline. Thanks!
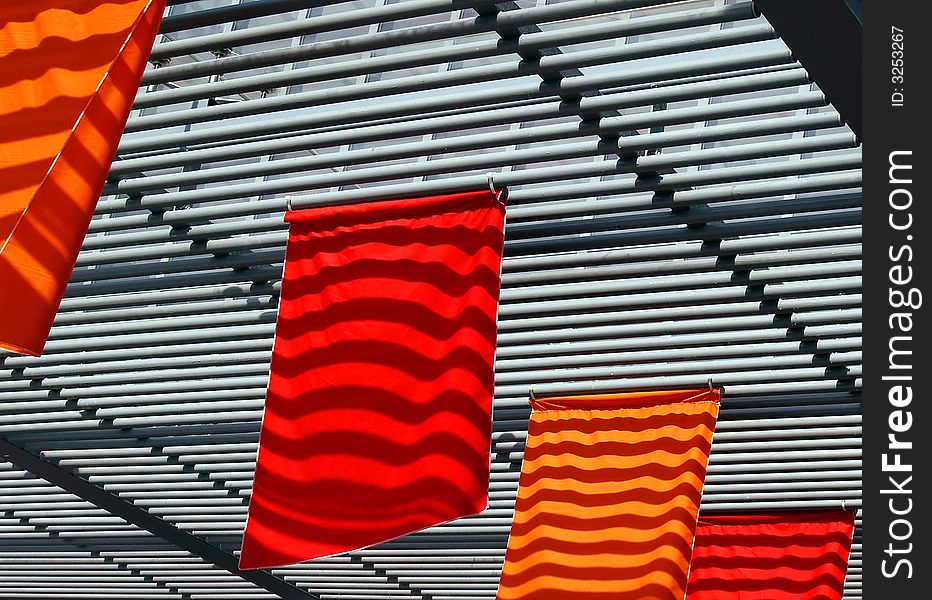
238;496;490;570
696;509;857;528
284;189;505;228
531;388;722;412
239;186;505;570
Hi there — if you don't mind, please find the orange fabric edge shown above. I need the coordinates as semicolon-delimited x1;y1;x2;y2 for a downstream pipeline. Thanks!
0;0;161;251
531;388;722;412
0;0;166;356
0;339;41;357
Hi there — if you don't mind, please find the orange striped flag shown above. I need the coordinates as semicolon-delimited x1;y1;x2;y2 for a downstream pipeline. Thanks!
497;389;721;600
0;0;166;356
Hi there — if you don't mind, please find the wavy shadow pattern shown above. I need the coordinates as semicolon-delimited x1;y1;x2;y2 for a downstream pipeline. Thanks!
496;389;720;600
0;0;165;355
685;510;856;599
239;190;506;569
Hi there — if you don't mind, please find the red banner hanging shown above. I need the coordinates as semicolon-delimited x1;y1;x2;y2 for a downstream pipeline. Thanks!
239;190;507;569
686;510;856;599
0;0;166;356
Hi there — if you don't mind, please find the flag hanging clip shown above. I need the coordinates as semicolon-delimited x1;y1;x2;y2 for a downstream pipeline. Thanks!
285;195;294;212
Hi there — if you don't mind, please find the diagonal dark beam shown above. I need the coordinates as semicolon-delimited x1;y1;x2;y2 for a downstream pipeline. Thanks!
475;1;788;245
0;436;318;600
755;0;861;137
473;1;682;172
1;499;193;600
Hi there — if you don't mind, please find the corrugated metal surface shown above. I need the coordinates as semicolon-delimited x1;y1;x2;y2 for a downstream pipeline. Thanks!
0;0;862;598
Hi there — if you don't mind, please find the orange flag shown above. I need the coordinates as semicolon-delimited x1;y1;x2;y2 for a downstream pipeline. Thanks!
0;0;166;356
497;389;721;600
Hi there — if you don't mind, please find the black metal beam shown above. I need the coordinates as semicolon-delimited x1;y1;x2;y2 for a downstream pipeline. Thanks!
0;436;318;600
755;0;862;137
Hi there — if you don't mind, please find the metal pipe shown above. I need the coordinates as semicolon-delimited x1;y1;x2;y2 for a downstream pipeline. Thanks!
57;282;281;313
53;296;279;325
110;94;829;194
45;276;858;349
499;261;862;304
42;250;858;319
522;365;861;400
116;67;811;175
101;131;854;213
3;341;274;370
138;3;759;108
262;135;856;213
123;35;784;133
4;294;857;368
117;55;800;155
73;200;860;292
73;233;856;290
53;261;860;328
507;156;859;216
70;251;284;283
43;275;860;347
6;353;273;384
11;352;273;380
505;210;861;256
493;352;861;388
0;352;861;406
4;313;861;397
93;149;856;238
157;0;411;37
80;188;856;290
61;267;284;300
4;336;859;393
144;0;688;83
706;459;861;474
36;325;277;355
505;193;859;242
505;245;861;287
77;184;856;272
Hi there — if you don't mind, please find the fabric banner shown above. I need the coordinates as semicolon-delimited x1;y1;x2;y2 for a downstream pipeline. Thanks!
497;389;721;600
0;0;166;356
686;510;856;599
239;190;507;569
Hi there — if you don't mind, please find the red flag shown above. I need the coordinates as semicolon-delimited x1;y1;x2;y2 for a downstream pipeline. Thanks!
0;0;166;356
686;511;856;599
239;190;507;569
497;389;720;600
